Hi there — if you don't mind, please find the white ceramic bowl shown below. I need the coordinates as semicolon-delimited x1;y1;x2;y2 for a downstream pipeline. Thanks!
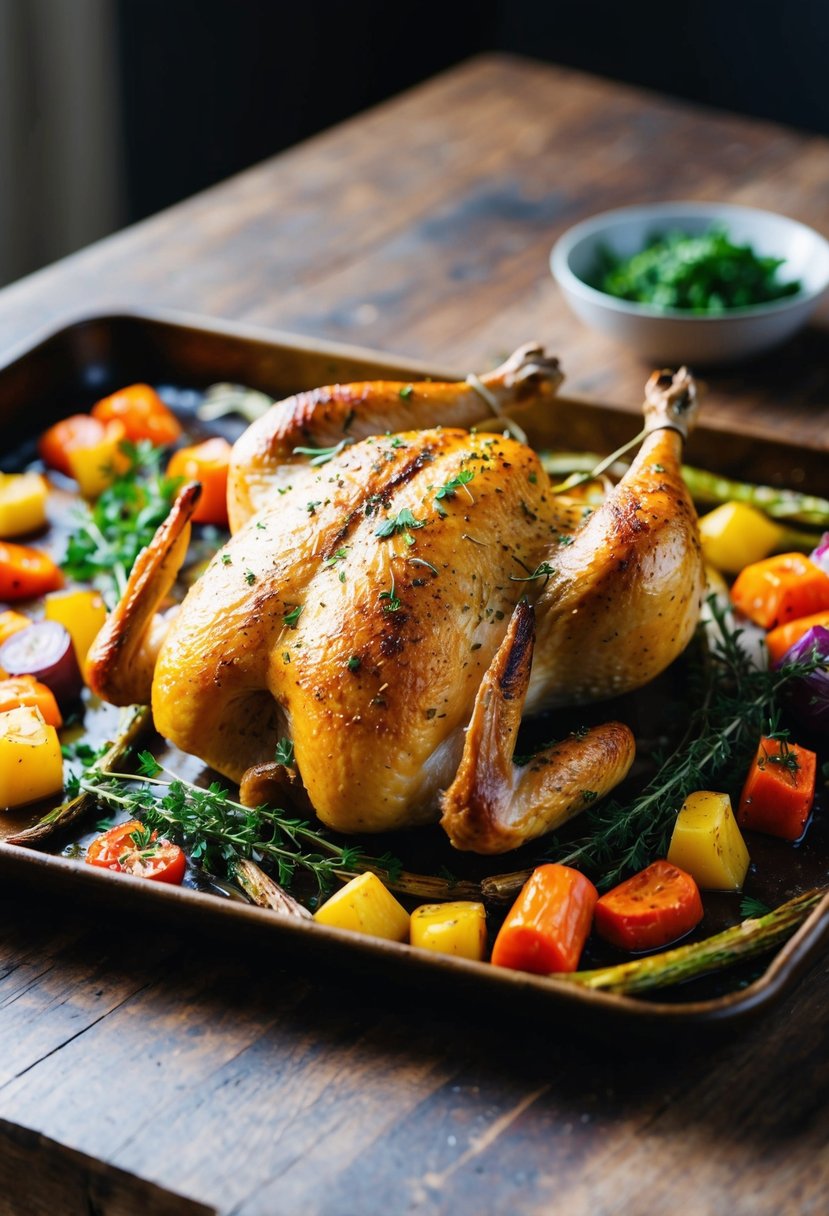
551;202;829;365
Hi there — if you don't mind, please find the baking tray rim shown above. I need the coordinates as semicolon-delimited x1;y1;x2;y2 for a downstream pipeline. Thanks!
0;305;827;1028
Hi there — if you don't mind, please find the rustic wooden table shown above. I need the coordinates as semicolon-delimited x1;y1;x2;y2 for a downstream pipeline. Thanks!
0;55;828;1216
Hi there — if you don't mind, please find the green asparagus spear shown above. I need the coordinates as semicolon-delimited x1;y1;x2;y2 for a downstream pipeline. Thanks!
557;889;824;995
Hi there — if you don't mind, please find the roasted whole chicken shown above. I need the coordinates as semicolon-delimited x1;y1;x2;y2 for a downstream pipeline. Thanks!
87;347;704;854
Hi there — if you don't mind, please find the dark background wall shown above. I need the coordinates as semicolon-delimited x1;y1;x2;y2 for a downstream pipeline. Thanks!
1;0;825;286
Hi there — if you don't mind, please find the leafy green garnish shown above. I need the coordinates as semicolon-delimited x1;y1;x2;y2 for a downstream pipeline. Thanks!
595;226;801;313
375;508;425;542
61;441;182;606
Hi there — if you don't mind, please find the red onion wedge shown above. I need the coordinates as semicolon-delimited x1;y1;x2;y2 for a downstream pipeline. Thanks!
0;621;83;707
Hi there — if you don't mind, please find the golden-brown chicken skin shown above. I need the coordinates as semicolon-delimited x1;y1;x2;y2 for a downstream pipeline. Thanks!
87;351;703;853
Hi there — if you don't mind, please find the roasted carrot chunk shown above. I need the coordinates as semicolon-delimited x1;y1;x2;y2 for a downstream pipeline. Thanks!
92;384;181;446
0;542;63;600
766;609;829;665
593;860;703;952
730;553;829;629
0;675;62;727
167;437;231;526
491;863;598;974
737;736;817;842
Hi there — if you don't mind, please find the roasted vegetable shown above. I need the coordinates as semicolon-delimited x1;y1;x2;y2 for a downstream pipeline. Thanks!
313;872;410;941
697;502;782;575
167;437;231;526
562;890;824;994
0;611;31;648
0;621;82;706
667;791;750;891
0;675;62;727
44;588;108;668
777;625;829;733
0;706;63;809
765;610;829;666
410;901;487;960
731;553;829;629
92;384;181;447
490;864;598;974
593;860;703;952
0;473;48;538
0;541;63;600
39;414;110;477
737;736;817;841
66;421;129;499
86;819;186;884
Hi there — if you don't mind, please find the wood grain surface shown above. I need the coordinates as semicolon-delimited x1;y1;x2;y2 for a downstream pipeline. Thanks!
0;54;828;1216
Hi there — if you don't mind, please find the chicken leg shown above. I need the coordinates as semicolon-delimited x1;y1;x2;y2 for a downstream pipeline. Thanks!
227;343;563;530
440;600;635;852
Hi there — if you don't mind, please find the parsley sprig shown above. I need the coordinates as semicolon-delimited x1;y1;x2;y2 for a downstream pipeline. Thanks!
62;441;182;606
375;508;425;547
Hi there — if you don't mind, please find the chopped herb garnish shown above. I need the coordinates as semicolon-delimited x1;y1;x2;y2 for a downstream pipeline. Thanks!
434;469;475;507
293;438;354;467
244;569;257;585
510;561;556;582
399;385;414;400
379;574;401;612
740;896;772;919
283;605;303;628
347;656;361;671
375;508;425;544
274;737;295;767
221;553;233;566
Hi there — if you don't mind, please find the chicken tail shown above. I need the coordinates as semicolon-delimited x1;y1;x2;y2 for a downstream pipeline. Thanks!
440;600;635;854
85;483;201;706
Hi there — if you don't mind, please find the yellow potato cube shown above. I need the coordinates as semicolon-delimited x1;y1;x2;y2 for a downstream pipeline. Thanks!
410;901;487;961
0;473;48;538
66;426;127;499
0;706;63;809
45;588;108;667
698;502;781;576
668;790;750;891
313;871;410;942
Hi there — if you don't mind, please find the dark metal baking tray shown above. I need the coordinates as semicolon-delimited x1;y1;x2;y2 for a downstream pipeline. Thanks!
0;307;827;1030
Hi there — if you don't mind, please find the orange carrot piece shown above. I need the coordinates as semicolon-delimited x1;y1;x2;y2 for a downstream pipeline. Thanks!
0;675;62;727
38;414;109;476
0;542;63;600
593;860;703;952
0;610;31;647
167;437;231;526
737;736;817;842
491;863;598;974
766;609;829;665
730;553;829;630
92;384;181;446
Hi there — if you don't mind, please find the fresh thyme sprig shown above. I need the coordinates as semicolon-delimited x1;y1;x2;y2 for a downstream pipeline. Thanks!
549;598;826;889
62;441;182;605
78;751;402;898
